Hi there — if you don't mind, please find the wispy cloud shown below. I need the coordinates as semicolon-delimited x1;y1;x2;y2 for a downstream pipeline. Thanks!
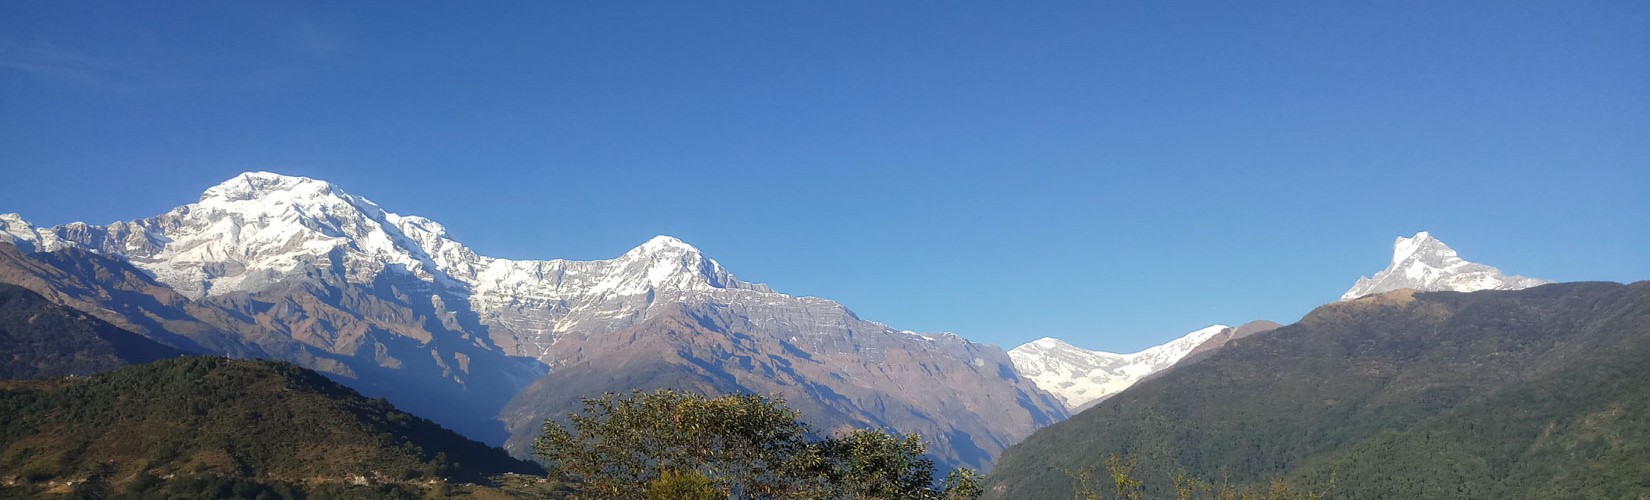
0;21;348;93
0;38;149;92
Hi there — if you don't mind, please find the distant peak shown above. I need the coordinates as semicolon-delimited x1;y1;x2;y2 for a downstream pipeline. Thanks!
1024;337;1074;350
1342;231;1548;301
1395;230;1433;249
628;235;702;255
200;172;342;204
1391;230;1453;265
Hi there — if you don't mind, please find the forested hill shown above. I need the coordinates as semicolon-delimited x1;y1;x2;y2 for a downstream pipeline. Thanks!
987;282;1650;499
0;357;541;497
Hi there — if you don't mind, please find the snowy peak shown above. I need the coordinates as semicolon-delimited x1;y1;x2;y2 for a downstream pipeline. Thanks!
0;213;49;252
1009;324;1232;410
1341;231;1549;301
1386;231;1466;270
4;172;469;297
582;235;740;295
628;235;701;256
1391;231;1442;265
200;172;344;204
1026;337;1077;350
9;172;773;322
192;172;392;235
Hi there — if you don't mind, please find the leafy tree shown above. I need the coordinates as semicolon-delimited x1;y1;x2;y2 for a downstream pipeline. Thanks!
533;389;820;497
534;389;982;499
647;469;726;500
821;428;935;498
941;468;985;500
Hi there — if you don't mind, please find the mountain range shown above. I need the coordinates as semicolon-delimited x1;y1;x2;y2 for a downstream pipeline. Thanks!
0;172;1062;470
1007;322;1280;411
987;281;1650;498
1006;230;1550;412
0;171;1568;476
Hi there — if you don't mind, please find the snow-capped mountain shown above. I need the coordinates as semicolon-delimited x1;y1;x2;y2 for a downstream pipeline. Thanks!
0;173;873;362
1340;231;1549;301
1009;325;1232;410
0;172;1064;470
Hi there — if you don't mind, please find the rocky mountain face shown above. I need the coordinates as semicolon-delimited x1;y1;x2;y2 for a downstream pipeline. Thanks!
1008;323;1284;412
501;305;1063;470
0;238;538;444
988;282;1650;499
1340;231;1549;301
0;172;1063;470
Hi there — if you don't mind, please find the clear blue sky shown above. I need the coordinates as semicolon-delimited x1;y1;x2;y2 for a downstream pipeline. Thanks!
3;2;1646;352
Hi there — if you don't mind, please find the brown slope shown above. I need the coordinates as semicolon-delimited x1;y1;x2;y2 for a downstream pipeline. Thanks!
0;242;295;361
501;305;1064;472
1178;319;1283;363
196;268;544;444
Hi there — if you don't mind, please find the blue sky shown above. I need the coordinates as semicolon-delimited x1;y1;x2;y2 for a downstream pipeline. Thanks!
3;2;1646;352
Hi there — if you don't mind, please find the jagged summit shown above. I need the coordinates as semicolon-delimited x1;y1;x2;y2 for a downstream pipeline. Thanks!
1340;231;1549;301
0;214;52;253
0;172;782;354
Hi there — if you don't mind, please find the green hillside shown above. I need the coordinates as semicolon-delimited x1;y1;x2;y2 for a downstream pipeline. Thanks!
0;356;543;498
987;282;1650;498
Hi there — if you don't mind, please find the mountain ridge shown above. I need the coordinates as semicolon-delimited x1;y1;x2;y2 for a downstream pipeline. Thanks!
0;171;1063;471
1008;322;1286;411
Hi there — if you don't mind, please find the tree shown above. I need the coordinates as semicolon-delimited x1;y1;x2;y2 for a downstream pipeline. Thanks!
647;469;726;500
821;428;935;498
533;389;982;499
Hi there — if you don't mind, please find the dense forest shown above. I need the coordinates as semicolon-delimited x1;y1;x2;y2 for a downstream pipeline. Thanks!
0;357;542;498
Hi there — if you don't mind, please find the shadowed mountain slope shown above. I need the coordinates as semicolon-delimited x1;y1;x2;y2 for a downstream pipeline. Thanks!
0;283;183;379
502;305;1064;471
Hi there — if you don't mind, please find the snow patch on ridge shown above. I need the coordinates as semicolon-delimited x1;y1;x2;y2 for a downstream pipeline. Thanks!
1009;325;1231;410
